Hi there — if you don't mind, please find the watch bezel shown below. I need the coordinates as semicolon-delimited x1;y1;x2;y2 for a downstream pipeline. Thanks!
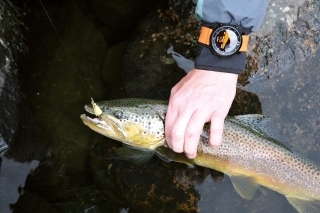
210;25;242;57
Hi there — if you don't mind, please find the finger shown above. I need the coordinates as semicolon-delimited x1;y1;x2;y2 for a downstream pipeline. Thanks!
209;116;225;147
168;109;193;153
184;111;207;158
165;102;178;149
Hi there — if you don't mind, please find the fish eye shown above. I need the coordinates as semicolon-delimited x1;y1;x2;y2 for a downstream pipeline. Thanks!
113;110;123;119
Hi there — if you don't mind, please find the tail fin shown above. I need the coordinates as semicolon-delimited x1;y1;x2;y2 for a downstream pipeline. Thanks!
286;196;320;213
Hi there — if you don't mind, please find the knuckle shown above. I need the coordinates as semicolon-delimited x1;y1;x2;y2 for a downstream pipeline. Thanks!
170;86;177;94
210;127;222;134
171;127;185;139
185;126;201;138
210;122;224;132
169;128;184;153
169;99;180;110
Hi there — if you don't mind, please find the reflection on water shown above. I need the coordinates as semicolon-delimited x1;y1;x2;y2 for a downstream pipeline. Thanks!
195;175;293;213
2;0;320;213
0;153;39;213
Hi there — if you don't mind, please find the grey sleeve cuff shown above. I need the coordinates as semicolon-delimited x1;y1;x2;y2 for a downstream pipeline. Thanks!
195;0;268;32
194;43;246;74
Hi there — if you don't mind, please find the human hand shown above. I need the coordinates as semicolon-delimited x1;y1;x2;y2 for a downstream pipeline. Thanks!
165;69;238;158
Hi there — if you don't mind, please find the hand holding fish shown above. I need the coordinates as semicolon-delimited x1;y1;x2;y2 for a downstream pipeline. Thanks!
165;69;238;158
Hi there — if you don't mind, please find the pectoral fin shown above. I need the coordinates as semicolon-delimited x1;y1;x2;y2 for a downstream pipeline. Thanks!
230;176;259;200
155;146;195;167
286;196;320;213
115;147;154;165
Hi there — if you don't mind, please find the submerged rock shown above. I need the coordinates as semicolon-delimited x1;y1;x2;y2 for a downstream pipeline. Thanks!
0;1;26;151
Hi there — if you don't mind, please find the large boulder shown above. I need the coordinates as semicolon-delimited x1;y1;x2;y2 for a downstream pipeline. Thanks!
0;1;26;152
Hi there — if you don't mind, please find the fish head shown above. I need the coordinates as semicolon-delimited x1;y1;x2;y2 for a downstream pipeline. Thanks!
80;98;168;150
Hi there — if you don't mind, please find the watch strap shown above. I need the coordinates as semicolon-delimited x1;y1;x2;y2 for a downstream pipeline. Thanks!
198;26;248;52
195;43;246;74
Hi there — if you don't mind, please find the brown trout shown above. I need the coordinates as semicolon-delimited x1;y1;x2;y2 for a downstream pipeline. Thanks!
80;98;320;213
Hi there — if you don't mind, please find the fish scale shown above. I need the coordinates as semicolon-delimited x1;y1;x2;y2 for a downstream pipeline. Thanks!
81;98;320;213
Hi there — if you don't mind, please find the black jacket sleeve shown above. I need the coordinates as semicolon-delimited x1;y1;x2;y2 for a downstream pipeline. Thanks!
194;0;268;74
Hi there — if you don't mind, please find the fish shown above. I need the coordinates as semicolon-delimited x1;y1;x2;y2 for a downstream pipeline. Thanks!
80;98;320;213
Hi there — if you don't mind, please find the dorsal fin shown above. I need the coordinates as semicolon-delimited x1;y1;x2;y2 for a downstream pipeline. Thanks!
229;114;292;152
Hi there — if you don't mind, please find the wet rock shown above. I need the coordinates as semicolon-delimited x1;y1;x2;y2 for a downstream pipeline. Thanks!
87;0;166;43
117;5;199;99
0;1;26;150
258;0;305;36
230;89;262;115
88;0;150;31
174;166;211;187
89;138;200;213
173;0;196;18
11;192;60;213
248;0;320;80
209;169;224;183
101;40;129;88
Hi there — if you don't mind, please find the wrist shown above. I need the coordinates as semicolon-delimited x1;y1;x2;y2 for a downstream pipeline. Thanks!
195;22;252;74
190;69;238;83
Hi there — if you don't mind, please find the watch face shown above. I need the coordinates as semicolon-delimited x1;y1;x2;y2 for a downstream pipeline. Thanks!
211;25;242;57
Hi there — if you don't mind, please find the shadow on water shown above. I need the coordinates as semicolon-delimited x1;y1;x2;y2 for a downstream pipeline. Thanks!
1;0;320;212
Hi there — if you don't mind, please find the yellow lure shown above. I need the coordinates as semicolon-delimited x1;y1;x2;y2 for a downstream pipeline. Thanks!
91;98;102;117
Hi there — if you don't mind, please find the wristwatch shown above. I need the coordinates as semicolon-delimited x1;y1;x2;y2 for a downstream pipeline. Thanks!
198;25;249;57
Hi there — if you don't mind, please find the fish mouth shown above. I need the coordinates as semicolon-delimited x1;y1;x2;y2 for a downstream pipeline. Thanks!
80;114;107;126
80;114;111;133
84;104;95;114
81;104;107;129
81;104;126;140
